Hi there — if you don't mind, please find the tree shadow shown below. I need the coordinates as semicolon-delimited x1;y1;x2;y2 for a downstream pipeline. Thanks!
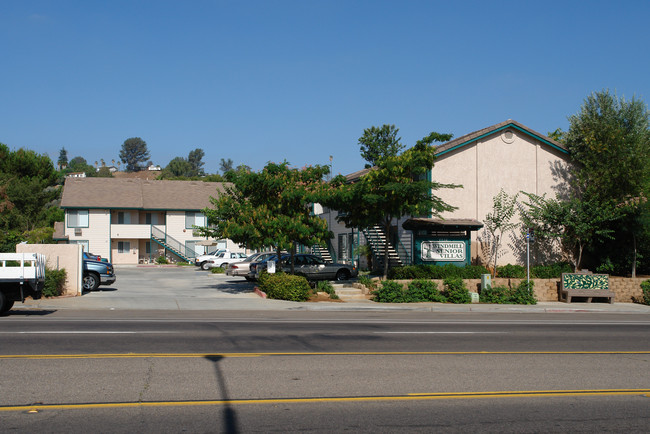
205;355;240;434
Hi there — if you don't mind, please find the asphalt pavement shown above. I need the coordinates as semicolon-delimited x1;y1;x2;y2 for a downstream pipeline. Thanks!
15;265;650;314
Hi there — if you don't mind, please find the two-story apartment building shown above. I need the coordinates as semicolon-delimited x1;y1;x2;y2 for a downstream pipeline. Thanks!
57;178;244;265
318;120;571;269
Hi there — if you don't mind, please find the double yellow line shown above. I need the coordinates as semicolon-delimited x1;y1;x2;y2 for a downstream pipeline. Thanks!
2;389;650;413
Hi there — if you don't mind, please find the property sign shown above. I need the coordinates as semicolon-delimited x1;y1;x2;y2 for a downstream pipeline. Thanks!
421;241;465;261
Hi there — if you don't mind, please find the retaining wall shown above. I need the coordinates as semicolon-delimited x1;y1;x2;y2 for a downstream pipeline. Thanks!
392;277;648;303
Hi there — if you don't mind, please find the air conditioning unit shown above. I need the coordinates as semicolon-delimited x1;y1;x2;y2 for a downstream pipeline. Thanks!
74;228;82;236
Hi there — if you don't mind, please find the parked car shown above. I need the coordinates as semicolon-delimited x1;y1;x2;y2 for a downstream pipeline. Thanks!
250;254;357;281
83;251;108;263
205;252;248;269
194;249;228;270
226;252;276;280
82;257;116;291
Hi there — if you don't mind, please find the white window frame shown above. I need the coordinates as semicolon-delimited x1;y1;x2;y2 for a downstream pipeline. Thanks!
68;209;89;228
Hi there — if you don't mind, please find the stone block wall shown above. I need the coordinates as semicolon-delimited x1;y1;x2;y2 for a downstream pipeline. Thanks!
390;276;649;303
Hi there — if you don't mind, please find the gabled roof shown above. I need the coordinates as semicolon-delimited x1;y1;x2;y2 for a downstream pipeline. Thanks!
61;178;227;211
435;119;568;156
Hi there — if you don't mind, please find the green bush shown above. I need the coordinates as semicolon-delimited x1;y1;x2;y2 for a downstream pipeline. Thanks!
43;268;67;298
316;280;339;299
358;275;378;290
641;280;650;306
479;285;511;304
479;281;537;305
496;264;526;278
510;280;537;305
155;256;169;265
388;264;489;280
372;280;406;303
531;262;573;278
210;266;225;274
259;272;311;301
406;279;446;303
442;277;471;304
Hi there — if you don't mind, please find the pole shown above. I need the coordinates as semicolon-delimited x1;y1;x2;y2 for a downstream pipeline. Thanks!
526;229;530;284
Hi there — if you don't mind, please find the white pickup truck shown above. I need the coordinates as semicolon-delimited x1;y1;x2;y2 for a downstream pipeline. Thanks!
0;253;46;313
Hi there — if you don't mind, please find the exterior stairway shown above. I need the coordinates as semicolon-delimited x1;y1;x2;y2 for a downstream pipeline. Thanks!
333;283;372;302
312;243;333;262
150;226;195;262
362;225;403;269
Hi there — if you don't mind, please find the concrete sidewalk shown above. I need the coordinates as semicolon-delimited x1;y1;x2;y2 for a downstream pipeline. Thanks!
17;294;650;313
13;265;650;314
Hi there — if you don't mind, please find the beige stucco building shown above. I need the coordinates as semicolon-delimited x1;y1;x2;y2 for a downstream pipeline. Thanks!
318;120;571;268
57;178;245;265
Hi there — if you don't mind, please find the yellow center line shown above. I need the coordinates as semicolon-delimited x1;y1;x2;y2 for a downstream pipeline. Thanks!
1;350;650;360
2;389;650;413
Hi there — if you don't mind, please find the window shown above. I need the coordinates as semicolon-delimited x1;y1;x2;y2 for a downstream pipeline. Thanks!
118;241;130;253
117;212;131;224
185;212;206;229
68;210;89;228
145;213;152;225
145;242;151;254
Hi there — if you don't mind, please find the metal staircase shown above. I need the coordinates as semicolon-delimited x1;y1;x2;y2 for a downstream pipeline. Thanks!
312;243;334;263
150;226;196;262
362;225;411;269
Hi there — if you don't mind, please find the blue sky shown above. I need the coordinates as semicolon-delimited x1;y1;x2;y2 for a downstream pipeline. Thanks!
2;1;649;176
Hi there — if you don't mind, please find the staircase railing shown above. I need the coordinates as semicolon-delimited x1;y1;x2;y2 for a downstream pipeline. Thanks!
150;225;196;262
361;226;402;269
395;233;412;266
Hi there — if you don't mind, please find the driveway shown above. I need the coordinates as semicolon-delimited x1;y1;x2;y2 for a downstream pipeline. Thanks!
21;266;301;311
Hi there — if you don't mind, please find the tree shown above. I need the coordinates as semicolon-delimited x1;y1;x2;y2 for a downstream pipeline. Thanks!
188;149;205;176
67;156;96;177
219;158;234;174
328;130;458;277
0;143;61;250
520;192;619;272
358;124;404;168
161;149;206;179
563;90;650;275
119;137;150;172
57;147;68;168
201;162;332;272
161;157;194;178
483;189;519;277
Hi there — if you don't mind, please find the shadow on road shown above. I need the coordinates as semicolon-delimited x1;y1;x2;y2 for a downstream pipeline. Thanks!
205;355;240;434
1;309;57;317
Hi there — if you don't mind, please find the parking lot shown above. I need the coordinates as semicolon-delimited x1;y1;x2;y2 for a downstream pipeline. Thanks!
21;265;302;311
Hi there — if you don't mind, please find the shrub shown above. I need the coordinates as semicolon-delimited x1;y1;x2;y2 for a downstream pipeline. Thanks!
155;256;169;265
641;280;650;306
43;268;67;297
510;280;537;305
479;285;510;304
531;262;573;279
372;280;406;303
316;280;339;299
210;266;225;274
388;264;489;280
358;275;378;290
442;277;470;304
406;279;446;303
496;264;526;278
259;272;310;301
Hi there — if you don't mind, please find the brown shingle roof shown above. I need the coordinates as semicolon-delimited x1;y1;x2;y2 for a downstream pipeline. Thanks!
435;119;567;155
61;178;227;210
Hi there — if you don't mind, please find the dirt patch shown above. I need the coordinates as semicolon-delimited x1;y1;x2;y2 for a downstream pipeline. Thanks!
307;292;344;302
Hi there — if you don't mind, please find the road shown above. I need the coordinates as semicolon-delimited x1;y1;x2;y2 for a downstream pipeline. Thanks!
1;310;649;432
